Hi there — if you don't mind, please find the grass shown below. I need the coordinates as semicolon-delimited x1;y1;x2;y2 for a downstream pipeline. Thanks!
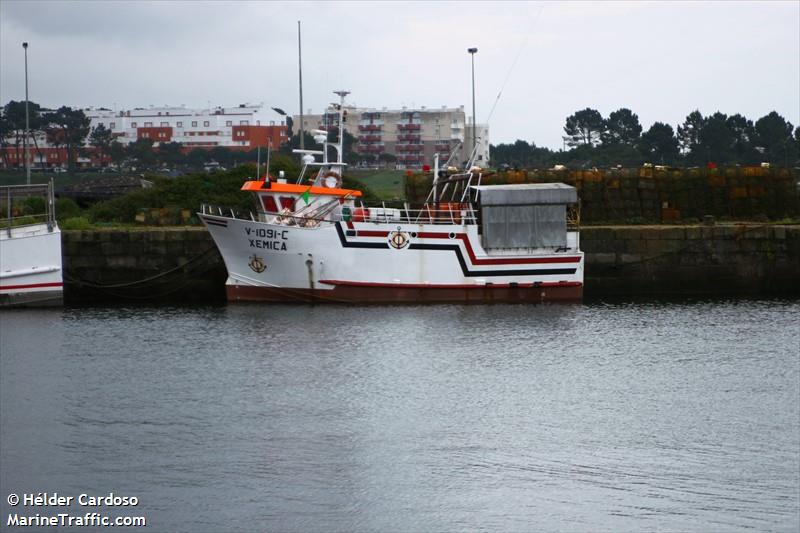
347;169;406;201
59;216;93;230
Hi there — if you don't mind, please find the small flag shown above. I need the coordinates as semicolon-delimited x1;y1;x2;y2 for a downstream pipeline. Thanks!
301;186;311;204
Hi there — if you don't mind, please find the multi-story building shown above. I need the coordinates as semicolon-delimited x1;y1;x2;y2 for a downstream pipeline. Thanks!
295;105;490;169
86;104;288;150
1;104;289;170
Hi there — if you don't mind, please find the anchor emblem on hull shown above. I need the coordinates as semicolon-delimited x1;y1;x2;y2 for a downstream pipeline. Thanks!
388;231;410;250
248;255;267;273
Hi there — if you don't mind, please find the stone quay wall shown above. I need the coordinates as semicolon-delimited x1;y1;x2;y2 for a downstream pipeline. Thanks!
582;224;799;297
61;224;799;304
62;228;227;304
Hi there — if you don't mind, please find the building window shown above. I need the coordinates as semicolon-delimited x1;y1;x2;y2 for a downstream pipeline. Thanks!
203;121;210;127
225;121;232;126
109;122;115;128
144;122;152;127
159;132;166;138
131;122;137;127
177;121;183;127
192;121;197;127
240;120;248;125
142;133;149;138
161;122;168;126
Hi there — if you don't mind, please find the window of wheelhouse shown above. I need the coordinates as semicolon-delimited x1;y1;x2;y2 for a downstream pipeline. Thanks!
279;197;296;211
261;195;278;213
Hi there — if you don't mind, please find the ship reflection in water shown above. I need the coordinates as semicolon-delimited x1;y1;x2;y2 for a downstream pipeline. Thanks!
1;300;798;532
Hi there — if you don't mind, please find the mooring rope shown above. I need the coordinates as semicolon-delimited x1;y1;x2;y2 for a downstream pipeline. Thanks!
63;244;221;291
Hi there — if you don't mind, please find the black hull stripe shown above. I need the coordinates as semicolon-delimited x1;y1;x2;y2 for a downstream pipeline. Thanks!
335;222;389;249
409;243;576;277
203;217;228;227
336;223;577;278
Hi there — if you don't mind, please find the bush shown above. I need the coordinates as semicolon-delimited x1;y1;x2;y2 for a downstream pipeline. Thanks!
22;196;46;215
60;216;92;230
56;197;82;221
82;165;380;225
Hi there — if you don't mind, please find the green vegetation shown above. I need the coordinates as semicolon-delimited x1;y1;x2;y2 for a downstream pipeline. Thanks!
1;101;90;172
47;163;379;226
87;166;259;224
492;108;800;169
60;216;92;230
347;169;406;201
56;197;83;221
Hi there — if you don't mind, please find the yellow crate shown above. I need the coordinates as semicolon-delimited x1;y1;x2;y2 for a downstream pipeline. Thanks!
708;175;726;187
743;166;766;177
729;187;748;199
661;208;681;221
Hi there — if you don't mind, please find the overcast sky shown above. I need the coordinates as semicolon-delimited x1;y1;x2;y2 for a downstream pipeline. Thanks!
1;0;798;149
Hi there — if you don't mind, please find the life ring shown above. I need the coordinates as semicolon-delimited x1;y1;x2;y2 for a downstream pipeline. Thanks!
321;171;342;189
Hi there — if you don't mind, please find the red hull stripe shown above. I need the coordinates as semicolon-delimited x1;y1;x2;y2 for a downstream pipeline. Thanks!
319;279;582;289
0;281;63;291
227;283;583;303
355;230;389;238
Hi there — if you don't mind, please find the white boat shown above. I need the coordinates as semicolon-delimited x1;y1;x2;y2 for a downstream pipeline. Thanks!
199;91;583;303
0;183;63;306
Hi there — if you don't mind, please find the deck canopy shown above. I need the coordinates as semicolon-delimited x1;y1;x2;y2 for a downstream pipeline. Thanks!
471;183;577;251
470;183;577;206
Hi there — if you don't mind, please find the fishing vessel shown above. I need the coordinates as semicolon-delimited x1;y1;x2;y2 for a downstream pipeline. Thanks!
0;182;63;306
200;91;583;303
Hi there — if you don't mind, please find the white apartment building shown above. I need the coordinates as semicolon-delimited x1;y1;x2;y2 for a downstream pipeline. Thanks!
85;104;288;150
295;105;490;168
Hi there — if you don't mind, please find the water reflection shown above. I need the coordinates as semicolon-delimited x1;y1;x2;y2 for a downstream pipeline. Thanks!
1;300;798;532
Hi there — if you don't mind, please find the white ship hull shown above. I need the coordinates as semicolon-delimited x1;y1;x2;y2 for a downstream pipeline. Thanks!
200;92;583;304
201;214;583;303
0;222;63;307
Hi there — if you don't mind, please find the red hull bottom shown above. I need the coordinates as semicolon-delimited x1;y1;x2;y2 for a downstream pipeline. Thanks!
226;283;583;304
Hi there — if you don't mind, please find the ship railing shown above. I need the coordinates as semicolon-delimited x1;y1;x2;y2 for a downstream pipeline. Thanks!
0;182;57;235
201;204;257;221
200;202;480;226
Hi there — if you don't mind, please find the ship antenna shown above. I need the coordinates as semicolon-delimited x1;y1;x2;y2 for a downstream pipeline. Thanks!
298;21;304;152
333;90;349;165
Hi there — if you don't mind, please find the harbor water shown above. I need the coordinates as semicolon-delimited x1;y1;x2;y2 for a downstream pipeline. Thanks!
1;300;798;532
